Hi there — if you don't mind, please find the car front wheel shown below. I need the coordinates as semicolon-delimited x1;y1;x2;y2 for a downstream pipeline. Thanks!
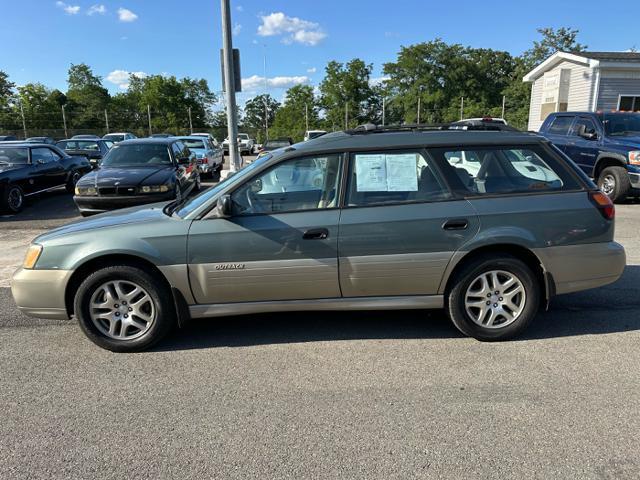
598;166;630;203
2;184;24;213
446;254;540;341
74;265;176;352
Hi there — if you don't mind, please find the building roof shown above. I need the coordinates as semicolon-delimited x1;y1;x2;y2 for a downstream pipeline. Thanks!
523;51;640;82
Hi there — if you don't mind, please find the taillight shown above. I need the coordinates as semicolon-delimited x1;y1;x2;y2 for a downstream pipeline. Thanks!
589;191;615;220
202;157;209;164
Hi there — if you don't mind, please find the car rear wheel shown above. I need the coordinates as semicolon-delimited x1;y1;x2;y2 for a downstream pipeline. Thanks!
446;254;540;341
2;184;24;213
598;166;630;203
66;171;81;193
74;265;176;352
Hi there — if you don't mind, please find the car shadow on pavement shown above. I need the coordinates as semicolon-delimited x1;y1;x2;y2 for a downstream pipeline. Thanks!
152;265;640;352
0;189;80;225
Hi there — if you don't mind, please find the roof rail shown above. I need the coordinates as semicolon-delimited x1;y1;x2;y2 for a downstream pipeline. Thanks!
346;122;519;134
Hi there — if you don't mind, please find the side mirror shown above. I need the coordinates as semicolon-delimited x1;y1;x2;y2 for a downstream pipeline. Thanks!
582;131;598;141
36;159;45;165
215;194;232;218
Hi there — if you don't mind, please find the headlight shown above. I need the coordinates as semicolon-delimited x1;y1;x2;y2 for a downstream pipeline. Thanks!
75;186;97;196
23;244;42;269
140;185;170;194
629;151;640;165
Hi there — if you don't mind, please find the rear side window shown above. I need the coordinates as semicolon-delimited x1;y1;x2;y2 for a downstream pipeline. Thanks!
0;147;29;164
434;146;580;195
346;151;451;206
547;116;574;135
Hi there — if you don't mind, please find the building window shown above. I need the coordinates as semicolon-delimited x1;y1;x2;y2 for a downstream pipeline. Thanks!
618;96;640;112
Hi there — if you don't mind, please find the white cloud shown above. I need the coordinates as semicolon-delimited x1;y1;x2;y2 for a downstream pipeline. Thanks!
369;76;390;87
106;69;147;89
257;12;326;46
87;4;106;15
241;75;310;92
56;1;80;15
306;67;317;74
236;5;243;12
232;23;242;36
117;7;138;22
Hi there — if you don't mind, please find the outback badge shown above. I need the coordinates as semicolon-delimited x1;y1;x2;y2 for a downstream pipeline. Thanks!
215;263;246;271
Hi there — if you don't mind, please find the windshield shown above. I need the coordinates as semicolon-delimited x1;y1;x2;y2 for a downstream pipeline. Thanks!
174;154;272;218
102;143;172;166
238;134;249;140
180;139;205;149
104;134;125;142
604;113;640;136
308;131;326;139
265;140;290;149
0;147;28;164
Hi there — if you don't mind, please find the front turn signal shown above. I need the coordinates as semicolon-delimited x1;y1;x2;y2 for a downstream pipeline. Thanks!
23;244;43;269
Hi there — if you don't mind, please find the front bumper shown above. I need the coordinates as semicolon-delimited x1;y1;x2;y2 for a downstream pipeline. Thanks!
11;268;73;320
73;191;174;214
628;172;640;189
535;241;626;295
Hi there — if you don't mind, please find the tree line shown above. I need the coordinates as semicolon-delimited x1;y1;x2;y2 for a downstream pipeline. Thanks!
0;27;586;141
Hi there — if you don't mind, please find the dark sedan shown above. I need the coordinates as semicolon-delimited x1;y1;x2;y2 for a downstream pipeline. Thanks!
73;138;200;216
0;143;91;213
26;137;56;145
56;139;113;168
256;137;294;158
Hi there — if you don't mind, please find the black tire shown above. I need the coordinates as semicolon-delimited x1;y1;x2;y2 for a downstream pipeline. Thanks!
74;265;176;352
2;184;25;213
597;166;630;203
193;174;201;192
66;171;81;194
446;254;540;341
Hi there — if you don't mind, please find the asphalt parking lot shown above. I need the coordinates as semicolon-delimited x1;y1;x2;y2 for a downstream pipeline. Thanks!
1;175;640;478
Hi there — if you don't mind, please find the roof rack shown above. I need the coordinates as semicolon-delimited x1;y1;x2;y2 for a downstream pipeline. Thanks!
346;122;520;135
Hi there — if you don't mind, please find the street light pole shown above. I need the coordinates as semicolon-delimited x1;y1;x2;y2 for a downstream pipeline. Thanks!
188;107;193;134
221;0;241;171
382;97;386;126
104;109;109;134
62;105;68;138
305;103;309;132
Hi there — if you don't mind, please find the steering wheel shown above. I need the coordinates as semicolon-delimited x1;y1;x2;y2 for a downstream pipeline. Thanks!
246;188;265;213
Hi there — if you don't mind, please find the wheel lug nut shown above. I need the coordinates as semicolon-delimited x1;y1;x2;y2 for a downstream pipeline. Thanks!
494;291;499;295
124;314;128;318
114;304;119;308
128;307;132;311
122;301;127;305
115;312;120;316
493;303;498;307
487;293;491;298
499;297;503;301
486;301;491;305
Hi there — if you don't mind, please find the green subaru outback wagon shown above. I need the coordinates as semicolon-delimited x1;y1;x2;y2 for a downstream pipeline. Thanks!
12;126;626;351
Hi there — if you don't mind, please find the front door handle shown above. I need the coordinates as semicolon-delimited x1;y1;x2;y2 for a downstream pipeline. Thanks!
442;219;468;231
303;228;329;240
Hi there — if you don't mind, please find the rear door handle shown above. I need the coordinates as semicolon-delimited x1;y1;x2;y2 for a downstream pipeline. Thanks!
442;219;468;231
303;228;329;240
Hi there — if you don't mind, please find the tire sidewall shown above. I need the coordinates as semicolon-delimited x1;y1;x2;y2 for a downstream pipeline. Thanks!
598;166;629;203
447;256;540;341
74;266;175;352
4;184;24;213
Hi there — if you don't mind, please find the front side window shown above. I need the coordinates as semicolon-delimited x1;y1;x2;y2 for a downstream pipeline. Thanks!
31;148;57;164
547;116;574;135
435;146;579;194
571;117;598;137
231;155;342;215
347;151;450;206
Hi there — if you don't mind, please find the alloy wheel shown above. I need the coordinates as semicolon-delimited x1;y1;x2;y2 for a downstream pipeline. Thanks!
89;280;156;340
464;270;526;329
7;187;23;211
601;174;615;196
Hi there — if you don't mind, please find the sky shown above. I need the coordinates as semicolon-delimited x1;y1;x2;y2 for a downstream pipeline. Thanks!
1;0;639;107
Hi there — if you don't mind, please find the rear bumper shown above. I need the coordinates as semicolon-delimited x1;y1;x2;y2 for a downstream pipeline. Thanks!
73;192;174;214
535;241;626;295
11;268;73;320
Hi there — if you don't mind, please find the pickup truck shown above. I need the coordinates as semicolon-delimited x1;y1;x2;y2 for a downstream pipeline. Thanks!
222;133;254;155
539;111;640;202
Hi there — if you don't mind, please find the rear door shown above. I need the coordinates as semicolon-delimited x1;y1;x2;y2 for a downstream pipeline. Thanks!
338;149;479;297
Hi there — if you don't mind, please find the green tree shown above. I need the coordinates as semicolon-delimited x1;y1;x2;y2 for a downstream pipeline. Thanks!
271;85;318;142
243;94;280;142
0;70;19;132
319;59;379;129
65;63;110;131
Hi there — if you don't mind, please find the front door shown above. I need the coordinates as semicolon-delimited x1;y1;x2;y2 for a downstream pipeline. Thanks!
338;150;479;297
565;116;602;175
187;154;343;304
31;147;66;189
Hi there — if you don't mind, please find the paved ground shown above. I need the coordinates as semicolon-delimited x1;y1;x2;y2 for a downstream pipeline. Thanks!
1;176;639;478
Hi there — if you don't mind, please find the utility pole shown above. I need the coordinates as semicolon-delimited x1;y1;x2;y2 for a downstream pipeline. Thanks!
460;97;464;120
221;0;241;171
104;109;109;134
417;96;421;124
62;105;68;138
344;103;349;130
147;105;152;136
263;44;269;142
188;107;193;134
501;95;506;119
19;102;27;139
382;97;386;126
305;103;309;132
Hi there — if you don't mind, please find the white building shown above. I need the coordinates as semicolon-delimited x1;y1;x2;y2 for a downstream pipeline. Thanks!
524;51;640;131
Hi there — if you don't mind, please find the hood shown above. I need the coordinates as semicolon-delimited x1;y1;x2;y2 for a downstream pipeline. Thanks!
76;165;174;187
36;202;172;242
0;163;26;174
607;135;640;148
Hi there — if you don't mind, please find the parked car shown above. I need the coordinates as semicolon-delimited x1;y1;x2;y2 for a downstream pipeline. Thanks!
149;133;174;138
72;138;200;216
191;133;219;146
222;133;253;155
71;134;102;140
449;118;515;131
539;111;640;202
26;137;56;144
304;130;327;141
0;135;18;141
103;132;137;143
0;143;91;213
257;137;294;158
56;139;113;168
173;136;223;177
11;128;626;352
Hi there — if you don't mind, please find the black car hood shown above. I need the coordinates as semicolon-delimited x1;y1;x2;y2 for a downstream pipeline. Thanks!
76;165;174;187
